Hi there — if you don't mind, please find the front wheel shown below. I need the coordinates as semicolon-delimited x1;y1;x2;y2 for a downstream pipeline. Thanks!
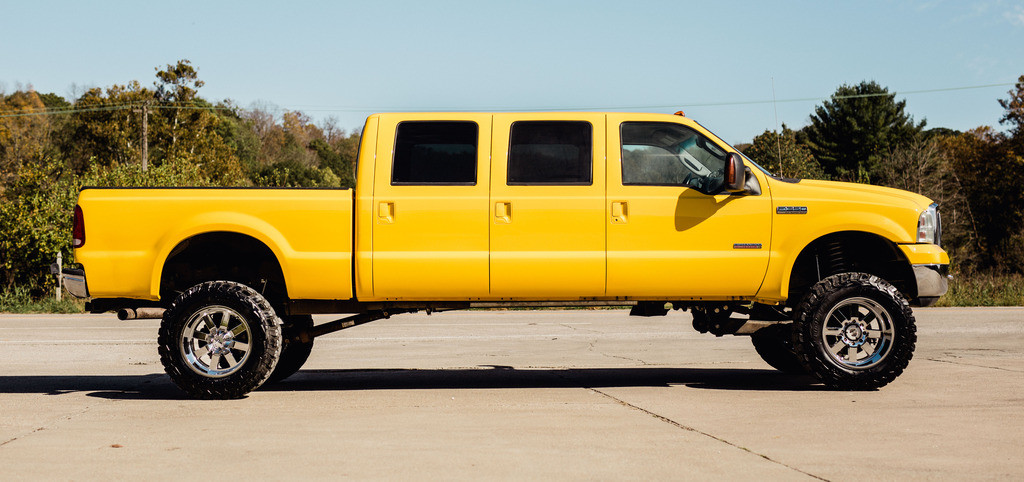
792;272;916;390
158;281;282;399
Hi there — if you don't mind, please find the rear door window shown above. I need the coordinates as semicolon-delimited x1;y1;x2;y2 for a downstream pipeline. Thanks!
392;121;478;185
507;121;592;185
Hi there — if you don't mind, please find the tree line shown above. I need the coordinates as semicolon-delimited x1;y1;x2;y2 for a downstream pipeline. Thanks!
742;79;1024;276
0;60;359;293
1;60;1022;296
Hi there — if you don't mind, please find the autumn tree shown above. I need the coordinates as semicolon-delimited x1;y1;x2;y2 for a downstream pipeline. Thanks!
0;90;51;185
875;138;981;268
938;127;1024;272
744;124;825;180
801;81;924;182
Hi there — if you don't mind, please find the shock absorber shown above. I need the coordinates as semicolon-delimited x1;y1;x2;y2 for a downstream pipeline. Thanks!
819;238;849;278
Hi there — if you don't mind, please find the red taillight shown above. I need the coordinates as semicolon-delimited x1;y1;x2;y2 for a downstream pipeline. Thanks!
73;205;85;248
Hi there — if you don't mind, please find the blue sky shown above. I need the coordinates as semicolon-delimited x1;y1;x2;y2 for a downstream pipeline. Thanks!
2;0;1023;144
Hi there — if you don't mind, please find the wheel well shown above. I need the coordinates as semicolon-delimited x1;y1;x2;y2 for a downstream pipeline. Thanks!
160;232;287;307
787;231;914;306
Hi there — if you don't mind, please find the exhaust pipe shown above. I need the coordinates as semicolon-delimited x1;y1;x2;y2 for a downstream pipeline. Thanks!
117;307;165;320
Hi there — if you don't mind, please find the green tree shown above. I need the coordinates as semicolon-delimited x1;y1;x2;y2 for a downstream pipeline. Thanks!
149;60;248;185
999;75;1024;156
310;138;354;188
59;81;154;172
36;92;70;110
153;59;203;157
744;124;825;180
801;81;925;182
213;102;261;172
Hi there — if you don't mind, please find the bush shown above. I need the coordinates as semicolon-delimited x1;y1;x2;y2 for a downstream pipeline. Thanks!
0;156;221;298
250;160;341;188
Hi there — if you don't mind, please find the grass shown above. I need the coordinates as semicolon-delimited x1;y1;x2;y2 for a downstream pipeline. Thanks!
933;272;1024;307
0;285;85;314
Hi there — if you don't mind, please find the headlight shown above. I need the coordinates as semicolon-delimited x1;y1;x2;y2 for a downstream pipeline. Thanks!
917;203;941;245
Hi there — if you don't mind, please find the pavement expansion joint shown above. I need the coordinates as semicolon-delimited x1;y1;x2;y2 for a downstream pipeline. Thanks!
585;387;829;482
925;357;1022;373
0;404;95;448
0;427;45;448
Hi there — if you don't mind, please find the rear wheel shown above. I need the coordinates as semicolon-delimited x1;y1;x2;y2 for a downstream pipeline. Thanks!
265;315;314;384
792;272;916;389
750;324;805;374
158;281;282;399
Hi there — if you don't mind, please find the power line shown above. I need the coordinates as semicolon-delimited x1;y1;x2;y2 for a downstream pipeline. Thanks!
0;81;1018;119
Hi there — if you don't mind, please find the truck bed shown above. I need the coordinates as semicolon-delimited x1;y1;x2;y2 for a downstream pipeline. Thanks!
75;187;354;301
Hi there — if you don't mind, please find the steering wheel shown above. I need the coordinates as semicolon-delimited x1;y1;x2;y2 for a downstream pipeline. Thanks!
683;173;704;190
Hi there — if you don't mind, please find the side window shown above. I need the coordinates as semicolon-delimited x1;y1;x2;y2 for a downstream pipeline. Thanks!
507;121;592;185
392;121;477;185
620;122;728;192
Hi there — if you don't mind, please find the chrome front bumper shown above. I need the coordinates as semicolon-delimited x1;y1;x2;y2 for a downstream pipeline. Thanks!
913;264;949;307
61;268;89;298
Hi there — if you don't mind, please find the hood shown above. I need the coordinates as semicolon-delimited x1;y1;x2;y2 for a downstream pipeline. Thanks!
791;179;934;209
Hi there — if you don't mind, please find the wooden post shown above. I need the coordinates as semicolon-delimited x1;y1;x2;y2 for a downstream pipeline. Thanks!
56;252;63;301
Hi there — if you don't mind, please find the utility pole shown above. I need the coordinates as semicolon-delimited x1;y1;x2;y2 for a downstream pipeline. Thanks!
135;102;150;171
141;102;149;171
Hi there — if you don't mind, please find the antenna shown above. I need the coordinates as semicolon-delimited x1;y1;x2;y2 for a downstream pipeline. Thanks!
772;77;783;177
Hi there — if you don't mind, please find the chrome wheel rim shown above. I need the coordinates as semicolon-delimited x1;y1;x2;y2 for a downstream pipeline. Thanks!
180;305;253;377
821;297;895;370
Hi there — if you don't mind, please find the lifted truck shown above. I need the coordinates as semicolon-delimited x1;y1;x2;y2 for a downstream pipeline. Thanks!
63;112;949;398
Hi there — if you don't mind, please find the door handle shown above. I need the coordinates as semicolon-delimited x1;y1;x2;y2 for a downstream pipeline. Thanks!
495;202;512;224
378;202;395;224
611;201;628;224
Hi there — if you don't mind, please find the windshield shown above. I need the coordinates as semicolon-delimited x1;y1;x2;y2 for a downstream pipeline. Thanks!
690;120;778;178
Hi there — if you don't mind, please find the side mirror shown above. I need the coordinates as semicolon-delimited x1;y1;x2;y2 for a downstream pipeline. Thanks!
725;153;746;193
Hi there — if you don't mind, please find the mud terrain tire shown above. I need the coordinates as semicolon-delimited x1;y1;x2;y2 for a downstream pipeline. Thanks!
793;272;916;390
158;281;282;399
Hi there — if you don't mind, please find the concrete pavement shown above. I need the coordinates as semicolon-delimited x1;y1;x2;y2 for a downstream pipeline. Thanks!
1;308;1021;480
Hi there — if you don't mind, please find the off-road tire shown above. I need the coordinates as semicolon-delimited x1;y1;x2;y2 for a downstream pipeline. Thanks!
265;314;314;384
158;281;282;399
793;272;916;390
750;323;805;374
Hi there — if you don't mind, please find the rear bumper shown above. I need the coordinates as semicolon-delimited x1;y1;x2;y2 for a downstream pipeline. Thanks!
61;268;89;298
913;264;949;307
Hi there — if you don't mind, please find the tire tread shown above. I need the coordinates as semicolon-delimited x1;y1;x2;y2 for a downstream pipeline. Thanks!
792;272;916;390
157;281;282;399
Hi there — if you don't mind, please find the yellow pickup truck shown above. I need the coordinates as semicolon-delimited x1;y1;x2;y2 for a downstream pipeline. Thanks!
64;112;949;398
